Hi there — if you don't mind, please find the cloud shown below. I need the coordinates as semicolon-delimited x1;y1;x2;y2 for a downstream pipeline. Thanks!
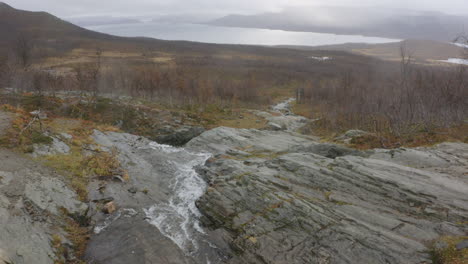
3;0;468;18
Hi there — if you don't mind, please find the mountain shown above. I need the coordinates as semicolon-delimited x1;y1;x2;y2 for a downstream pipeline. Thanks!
0;2;326;58
0;1;118;53
0;2;99;38
209;6;468;42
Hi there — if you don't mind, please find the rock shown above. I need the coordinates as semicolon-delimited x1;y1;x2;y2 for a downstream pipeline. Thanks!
253;108;309;132
30;110;48;120
187;126;318;155
292;143;368;159
335;129;370;143
88;130;226;263
103;202;117;214
189;127;468;264
25;176;88;215
86;217;194;264
456;240;468;250
128;187;138;194
87;127;467;264
0;149;87;264
370;143;467;174
155;126;205;146
267;122;283;131
59;132;73;140
343;129;369;138
32;136;70;157
0;111;14;137
92;197;114;204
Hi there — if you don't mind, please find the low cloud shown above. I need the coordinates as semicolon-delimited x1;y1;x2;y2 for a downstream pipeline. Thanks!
3;0;468;18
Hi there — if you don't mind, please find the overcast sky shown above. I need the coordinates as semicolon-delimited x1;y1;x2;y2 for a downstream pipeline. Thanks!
4;0;468;18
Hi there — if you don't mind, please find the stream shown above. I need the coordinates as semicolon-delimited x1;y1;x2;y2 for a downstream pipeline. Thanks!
141;142;221;263
89;98;306;263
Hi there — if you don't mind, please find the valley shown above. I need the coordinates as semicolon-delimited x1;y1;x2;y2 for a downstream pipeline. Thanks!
0;2;467;264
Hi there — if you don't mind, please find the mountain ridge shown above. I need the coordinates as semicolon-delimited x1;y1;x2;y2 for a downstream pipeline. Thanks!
209;6;468;41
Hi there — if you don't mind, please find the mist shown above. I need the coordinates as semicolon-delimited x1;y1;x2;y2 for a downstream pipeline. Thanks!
3;0;468;18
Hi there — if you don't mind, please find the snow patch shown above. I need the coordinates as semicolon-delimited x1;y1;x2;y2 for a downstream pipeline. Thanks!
310;56;331;61
439;58;468;66
453;42;468;49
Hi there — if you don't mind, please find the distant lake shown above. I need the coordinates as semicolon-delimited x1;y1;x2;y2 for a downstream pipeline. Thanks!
86;22;400;46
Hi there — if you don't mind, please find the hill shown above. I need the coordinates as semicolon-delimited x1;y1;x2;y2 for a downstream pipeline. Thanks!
277;39;466;64
209;6;468;42
0;2;350;58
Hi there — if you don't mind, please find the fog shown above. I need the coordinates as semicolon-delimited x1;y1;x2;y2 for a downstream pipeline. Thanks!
3;0;468;18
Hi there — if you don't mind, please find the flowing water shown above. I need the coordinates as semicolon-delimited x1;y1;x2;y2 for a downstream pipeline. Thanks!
143;141;218;262
135;99;305;262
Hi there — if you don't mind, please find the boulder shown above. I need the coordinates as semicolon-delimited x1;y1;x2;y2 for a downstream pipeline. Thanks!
335;129;370;143
32;136;70;157
103;201;117;214
155;126;205;146
267;122;283;131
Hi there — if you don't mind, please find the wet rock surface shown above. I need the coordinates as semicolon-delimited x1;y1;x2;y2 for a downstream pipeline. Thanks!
2;106;467;264
187;127;468;264
85;130;225;264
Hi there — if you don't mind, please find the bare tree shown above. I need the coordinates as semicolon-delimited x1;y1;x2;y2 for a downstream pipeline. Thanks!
14;34;35;70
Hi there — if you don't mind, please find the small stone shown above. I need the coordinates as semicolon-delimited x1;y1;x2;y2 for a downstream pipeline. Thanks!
60;133;73;140
103;201;117;214
456;240;468;250
128;187;138;194
267;122;283;131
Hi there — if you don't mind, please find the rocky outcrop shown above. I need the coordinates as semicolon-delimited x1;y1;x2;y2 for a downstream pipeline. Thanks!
0;111;13;137
32;136;71;157
85;130;224;264
0;148;88;264
188;127;468;264
252;98;309;132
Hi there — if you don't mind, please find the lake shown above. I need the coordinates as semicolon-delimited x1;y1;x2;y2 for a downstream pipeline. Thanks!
86;22;400;46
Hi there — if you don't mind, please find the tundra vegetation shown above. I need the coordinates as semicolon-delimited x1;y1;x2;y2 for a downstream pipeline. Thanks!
0;34;466;149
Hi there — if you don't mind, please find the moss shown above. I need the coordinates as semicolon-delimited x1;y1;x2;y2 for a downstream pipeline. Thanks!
431;236;468;264
43;147;126;201
31;131;54;145
63;217;89;263
43;148;89;200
